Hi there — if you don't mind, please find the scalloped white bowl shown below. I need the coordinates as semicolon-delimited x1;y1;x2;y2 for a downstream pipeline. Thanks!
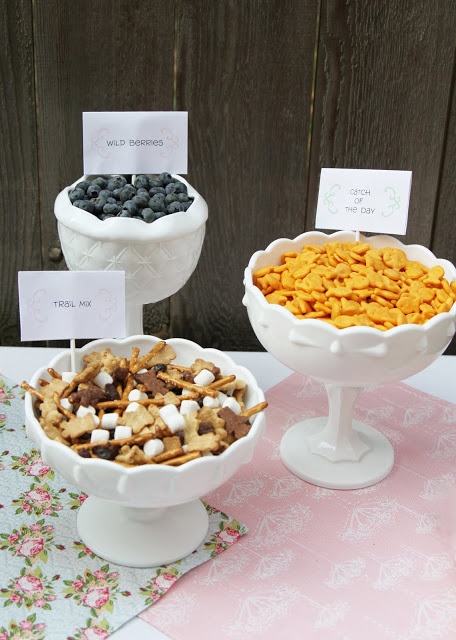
54;175;208;334
243;230;456;490
243;230;456;386
24;336;266;566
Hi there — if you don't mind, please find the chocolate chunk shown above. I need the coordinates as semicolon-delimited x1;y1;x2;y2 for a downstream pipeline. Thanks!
134;369;168;396
218;407;251;440
111;366;129;386
77;448;92;458
154;363;167;374
92;443;120;460
69;383;107;411
104;383;120;401
198;421;215;435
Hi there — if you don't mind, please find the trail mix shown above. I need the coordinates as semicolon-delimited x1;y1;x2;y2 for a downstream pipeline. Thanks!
253;241;456;330
22;342;267;467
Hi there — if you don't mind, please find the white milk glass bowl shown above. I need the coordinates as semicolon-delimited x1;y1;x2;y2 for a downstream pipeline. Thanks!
243;230;456;490
24;335;266;567
54;175;208;335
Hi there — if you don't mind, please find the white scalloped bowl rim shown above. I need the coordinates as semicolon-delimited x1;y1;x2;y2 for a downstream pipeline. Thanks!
24;336;265;507
243;231;456;383
54;174;208;243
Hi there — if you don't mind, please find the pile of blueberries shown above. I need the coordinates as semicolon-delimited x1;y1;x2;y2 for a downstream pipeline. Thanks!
68;173;194;223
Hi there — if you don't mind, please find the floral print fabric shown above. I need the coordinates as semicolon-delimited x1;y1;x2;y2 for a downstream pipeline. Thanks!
0;377;247;638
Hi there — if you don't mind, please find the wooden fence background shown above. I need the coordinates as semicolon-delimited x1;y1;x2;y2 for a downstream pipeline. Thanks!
1;0;456;353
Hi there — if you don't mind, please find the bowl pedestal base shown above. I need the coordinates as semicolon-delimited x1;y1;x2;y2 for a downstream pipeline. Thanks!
77;496;209;568
280;417;394;490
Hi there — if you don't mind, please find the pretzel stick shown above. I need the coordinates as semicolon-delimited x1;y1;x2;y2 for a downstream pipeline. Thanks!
53;392;75;421
95;397;165;410
161;451;202;466
129;347;140;372
38;379;49;388
21;382;44;401
47;368;62;379
157;371;218;398
241;401;268;419
209;375;236;389
131;341;167;373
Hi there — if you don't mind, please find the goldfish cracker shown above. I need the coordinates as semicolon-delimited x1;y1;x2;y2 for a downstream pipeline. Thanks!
253;240;455;331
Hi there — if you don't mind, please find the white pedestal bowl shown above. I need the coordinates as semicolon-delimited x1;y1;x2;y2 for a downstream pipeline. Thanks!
24;336;266;567
54;175;208;335
243;230;456;490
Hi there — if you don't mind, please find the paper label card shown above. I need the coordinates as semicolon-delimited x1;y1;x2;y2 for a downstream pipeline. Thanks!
83;111;188;175
18;271;126;341
315;168;412;235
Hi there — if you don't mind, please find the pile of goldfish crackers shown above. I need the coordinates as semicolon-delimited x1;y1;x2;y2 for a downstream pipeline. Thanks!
253;241;456;331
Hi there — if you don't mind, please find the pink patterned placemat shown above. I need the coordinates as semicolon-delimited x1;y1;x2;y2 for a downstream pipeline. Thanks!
141;372;456;639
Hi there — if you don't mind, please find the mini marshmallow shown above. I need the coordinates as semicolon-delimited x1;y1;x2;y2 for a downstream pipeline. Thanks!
76;405;96;418
181;389;194;396
93;370;114;389
217;391;228;405
101;413;118;429
143;439;165;457
61;371;77;383
128;389;148;401
60;398;73;412
180;400;200;416
90;429;110;444
137;368;148;374
125;402;141;413
193;369;215;386
114;425;132;440
222;397;242;415
159;404;186;433
203;395;220;408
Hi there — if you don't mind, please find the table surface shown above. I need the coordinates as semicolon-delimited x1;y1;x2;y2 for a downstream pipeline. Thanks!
1;346;455;639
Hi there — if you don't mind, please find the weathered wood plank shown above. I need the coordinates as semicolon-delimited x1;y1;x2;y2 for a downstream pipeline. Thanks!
32;0;176;345
308;0;456;248
0;0;41;346
172;0;319;349
431;51;456;355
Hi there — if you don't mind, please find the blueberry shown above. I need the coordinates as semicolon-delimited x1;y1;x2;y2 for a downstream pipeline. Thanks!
164;193;178;205
100;213;116;220
134;174;150;190
73;199;95;213
136;188;150;197
165;182;177;195
118;209;132;218
106;196;117;204
68;187;86;203
87;184;101;198
133;194;149;208
120;185;136;202
75;180;90;191
149;178;163;188
92;176;107;189
91;196;107;214
107;175;127;191
151;192;165;201
122;200;138;215
142;208;156;223
182;200;193;211
149;199;165;213
159;172;173;186
103;202;121;215
167;201;183;214
99;189;112;199
173;181;187;194
177;193;190;203
112;188;123;200
149;186;166;196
